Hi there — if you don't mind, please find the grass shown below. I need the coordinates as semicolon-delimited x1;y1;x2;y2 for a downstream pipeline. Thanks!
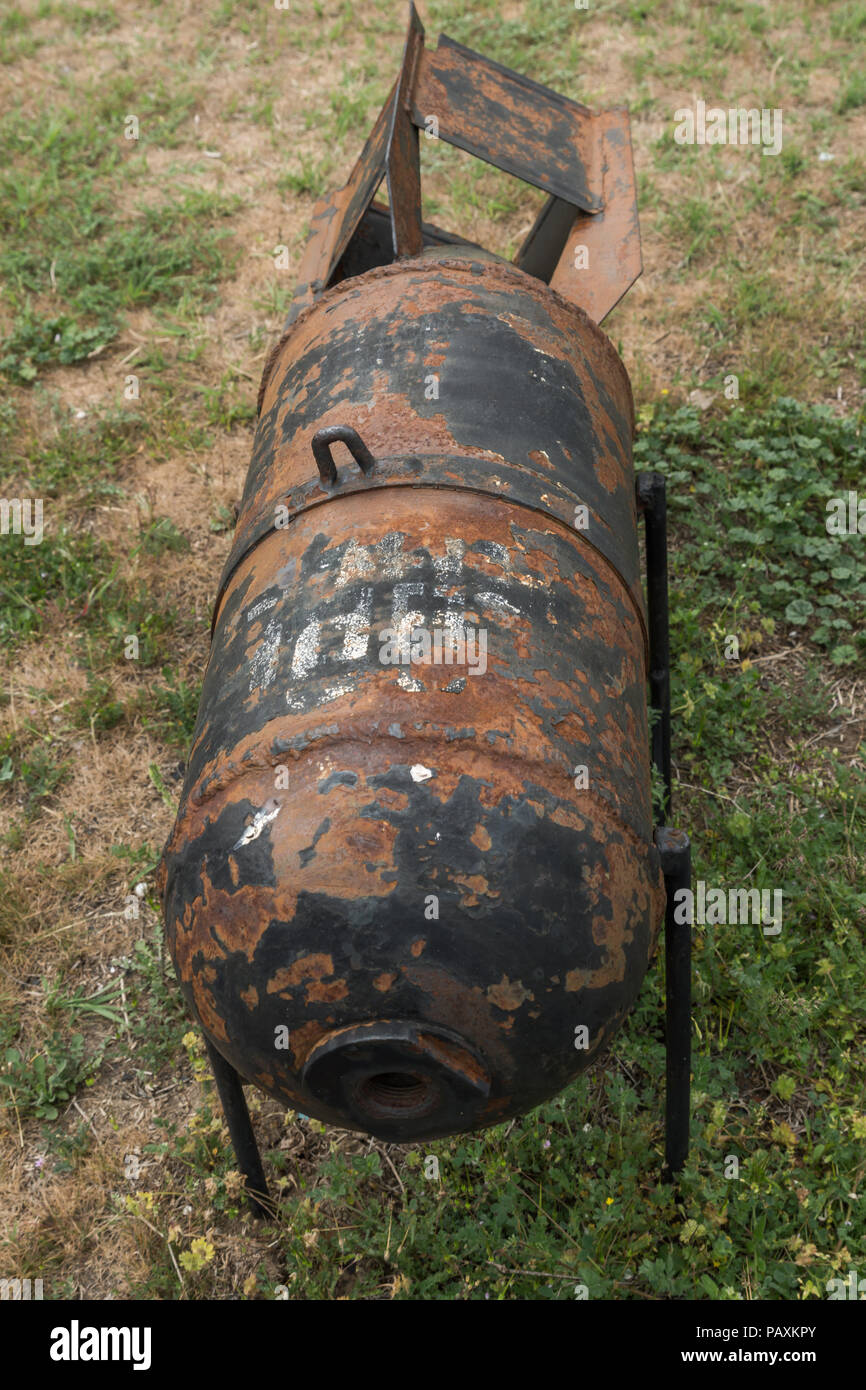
0;1029;97;1123
0;0;863;1303
0;520;183;659
0;529;111;645
0;150;238;381
634;398;866;664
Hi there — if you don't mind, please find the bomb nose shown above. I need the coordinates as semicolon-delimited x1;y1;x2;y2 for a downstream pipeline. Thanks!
301;1021;491;1141
356;1070;437;1120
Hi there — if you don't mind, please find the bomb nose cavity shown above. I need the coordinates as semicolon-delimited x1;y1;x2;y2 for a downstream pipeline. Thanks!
301;1020;491;1141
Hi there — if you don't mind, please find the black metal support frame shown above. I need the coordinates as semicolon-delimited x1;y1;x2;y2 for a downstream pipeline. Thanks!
203;1038;271;1218
655;826;692;1177
636;470;672;823
637;470;692;1176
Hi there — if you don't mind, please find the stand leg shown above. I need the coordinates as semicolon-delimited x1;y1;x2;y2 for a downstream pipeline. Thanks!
655;826;692;1179
638;476;690;1175
203;1038;271;1218
636;471;672;824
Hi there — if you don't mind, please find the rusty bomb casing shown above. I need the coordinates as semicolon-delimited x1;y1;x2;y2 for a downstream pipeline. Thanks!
160;244;667;1142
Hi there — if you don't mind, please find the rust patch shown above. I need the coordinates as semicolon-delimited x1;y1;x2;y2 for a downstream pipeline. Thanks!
286;1020;329;1067
267;953;336;995
306;977;350;1004
487;976;534;1011
528;448;555;472
416;1030;490;1089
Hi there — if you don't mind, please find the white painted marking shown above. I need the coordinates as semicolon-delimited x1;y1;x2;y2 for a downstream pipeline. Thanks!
475;589;520;615
319;682;355;704
433;537;466;639
233;800;281;851
398;672;424;692
291;619;321;678
246;596;278;622
377;532;415;580
249;618;282;693
334;539;374;589
334;586;372;662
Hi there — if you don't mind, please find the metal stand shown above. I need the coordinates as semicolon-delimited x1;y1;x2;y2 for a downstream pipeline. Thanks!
636;471;672;821
655;827;692;1177
203;1038;271;1218
637;471;692;1176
